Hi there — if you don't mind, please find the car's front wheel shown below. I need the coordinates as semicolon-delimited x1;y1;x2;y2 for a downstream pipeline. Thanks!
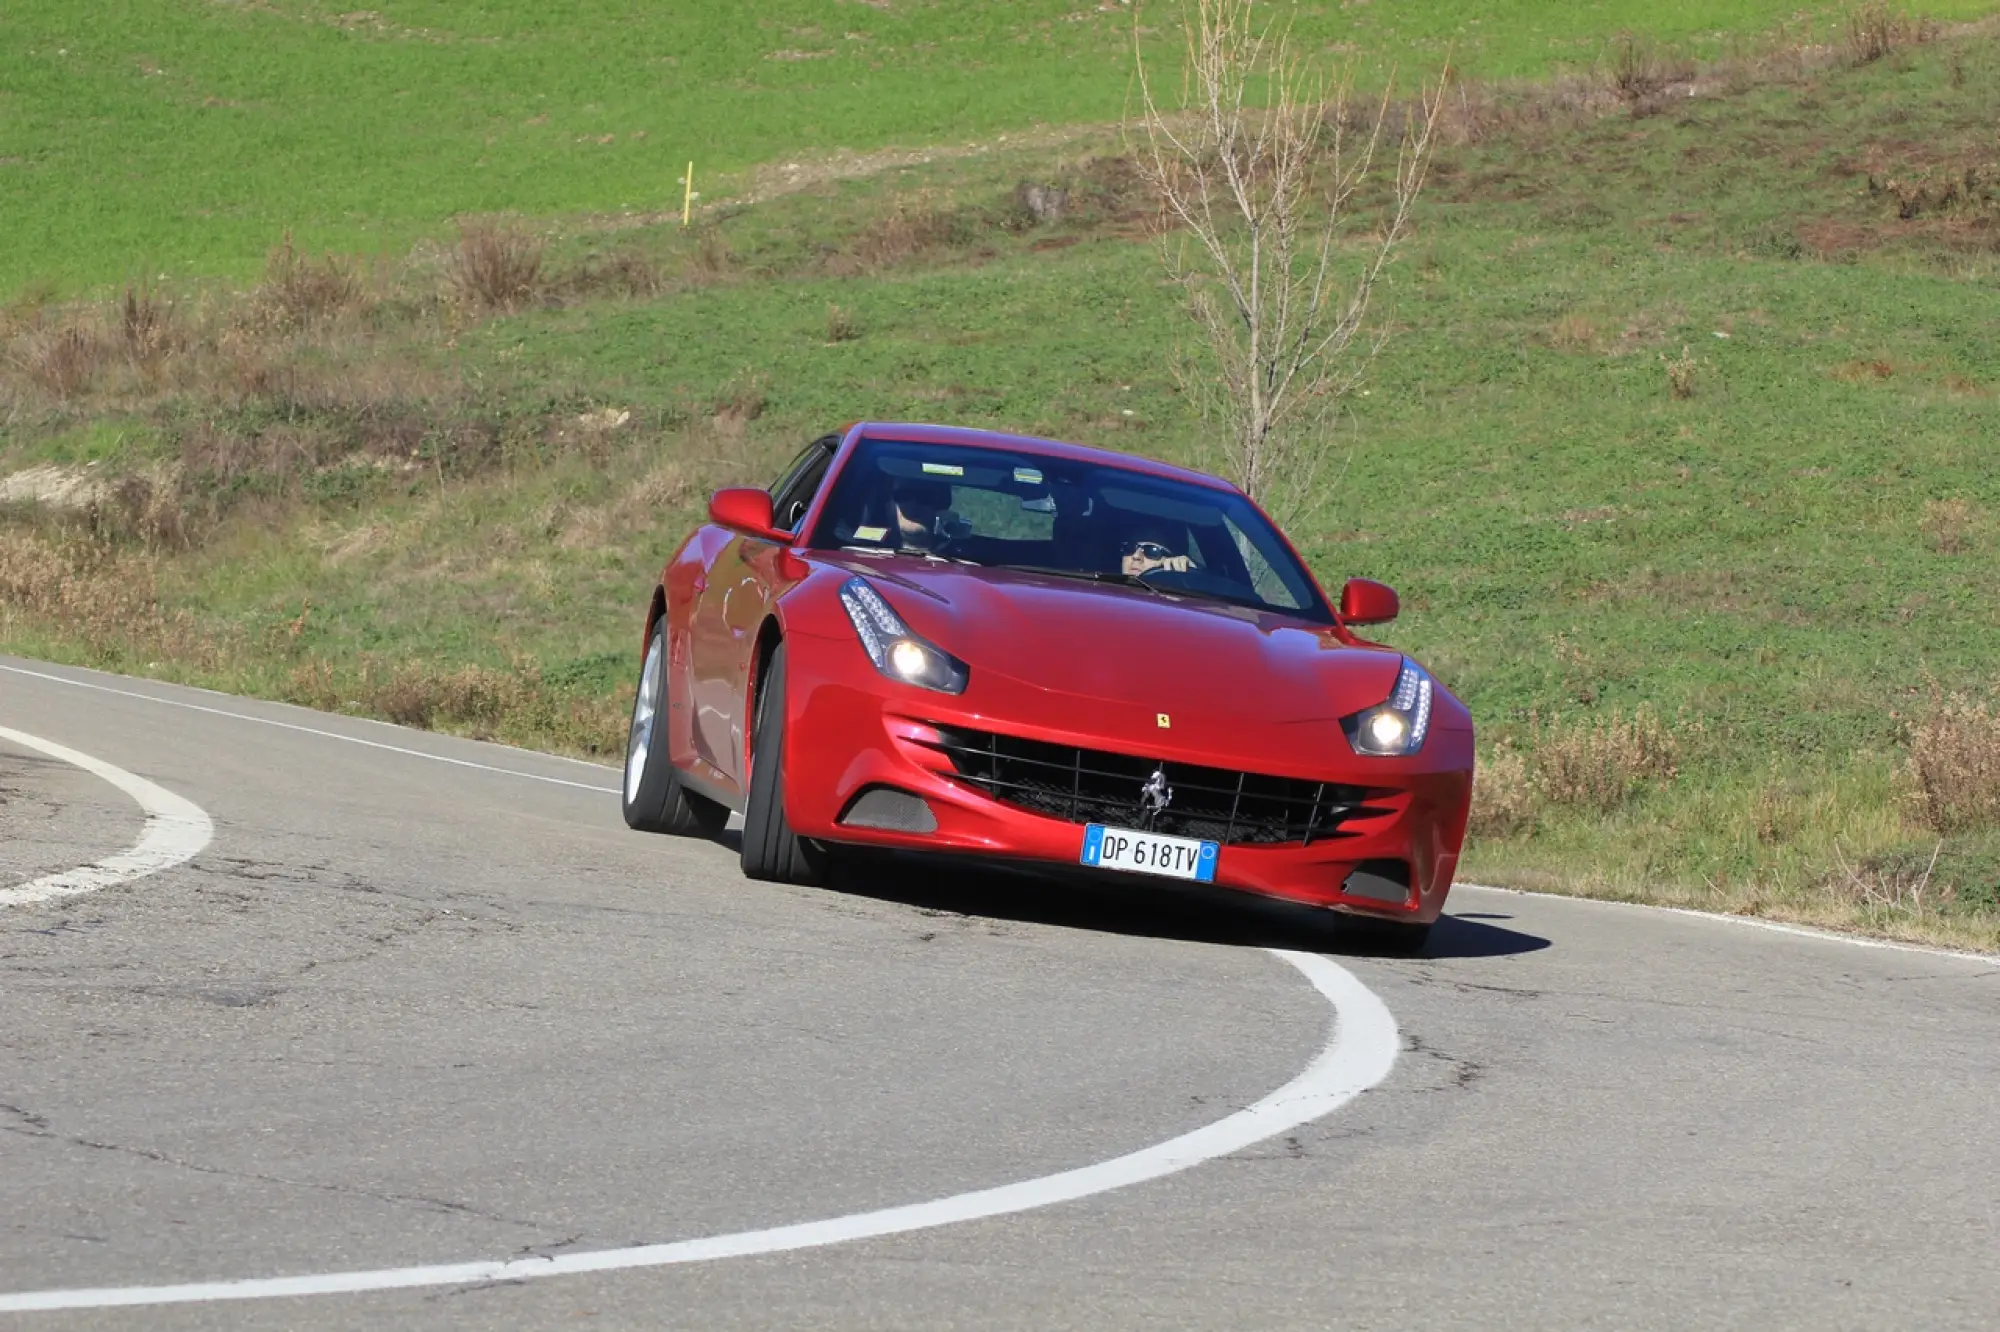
740;641;826;885
622;622;729;838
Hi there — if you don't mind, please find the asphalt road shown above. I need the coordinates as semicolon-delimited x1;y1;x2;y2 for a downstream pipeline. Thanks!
2;656;1995;1330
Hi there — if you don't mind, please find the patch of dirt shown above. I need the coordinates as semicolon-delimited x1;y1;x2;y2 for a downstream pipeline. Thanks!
0;464;114;511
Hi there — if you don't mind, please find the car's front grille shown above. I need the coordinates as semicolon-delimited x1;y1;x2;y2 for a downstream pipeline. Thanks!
923;725;1390;846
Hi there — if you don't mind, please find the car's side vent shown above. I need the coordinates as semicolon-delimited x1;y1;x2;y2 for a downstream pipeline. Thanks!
921;726;1390;847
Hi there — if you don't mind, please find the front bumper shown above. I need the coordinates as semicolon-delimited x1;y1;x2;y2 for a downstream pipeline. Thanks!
780;631;1473;924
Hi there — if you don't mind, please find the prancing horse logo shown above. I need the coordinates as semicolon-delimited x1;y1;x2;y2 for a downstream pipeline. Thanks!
1138;766;1173;827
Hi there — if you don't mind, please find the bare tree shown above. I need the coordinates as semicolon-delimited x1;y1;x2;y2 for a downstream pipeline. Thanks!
1133;0;1446;510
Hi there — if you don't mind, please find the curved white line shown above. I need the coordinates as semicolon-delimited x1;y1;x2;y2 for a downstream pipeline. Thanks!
0;949;1397;1312
0;727;214;908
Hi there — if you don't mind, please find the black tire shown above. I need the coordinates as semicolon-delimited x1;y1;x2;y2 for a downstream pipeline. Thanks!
740;641;826;884
1340;914;1432;956
622;621;729;838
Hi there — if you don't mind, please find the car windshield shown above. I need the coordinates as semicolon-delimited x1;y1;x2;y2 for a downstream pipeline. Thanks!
807;437;1331;623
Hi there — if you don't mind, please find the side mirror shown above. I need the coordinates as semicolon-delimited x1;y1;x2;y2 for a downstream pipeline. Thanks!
1339;577;1399;626
708;487;786;541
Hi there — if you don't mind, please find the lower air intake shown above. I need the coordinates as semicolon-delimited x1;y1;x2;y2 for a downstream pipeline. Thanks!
838;786;939;834
924;726;1389;846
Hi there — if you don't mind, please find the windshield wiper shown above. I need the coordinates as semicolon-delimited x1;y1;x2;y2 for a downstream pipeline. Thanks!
1003;565;1169;596
840;544;982;566
1006;564;1274;612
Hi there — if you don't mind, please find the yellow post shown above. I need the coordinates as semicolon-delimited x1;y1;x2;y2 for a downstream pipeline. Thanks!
682;161;694;226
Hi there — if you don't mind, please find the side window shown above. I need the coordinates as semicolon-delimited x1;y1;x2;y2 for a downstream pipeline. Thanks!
769;435;838;534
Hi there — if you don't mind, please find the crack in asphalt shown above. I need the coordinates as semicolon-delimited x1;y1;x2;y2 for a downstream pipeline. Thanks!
1;1110;555;1234
1403;1033;1486;1092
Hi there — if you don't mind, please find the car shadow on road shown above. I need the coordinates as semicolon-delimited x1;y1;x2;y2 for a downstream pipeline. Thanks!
803;849;1550;961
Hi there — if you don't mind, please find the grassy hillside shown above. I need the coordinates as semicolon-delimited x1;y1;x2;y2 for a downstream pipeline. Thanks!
6;0;1998;290
4;6;1999;947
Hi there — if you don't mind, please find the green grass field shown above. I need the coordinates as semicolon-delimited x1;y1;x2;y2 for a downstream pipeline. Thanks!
4;3;2000;946
7;0;1997;290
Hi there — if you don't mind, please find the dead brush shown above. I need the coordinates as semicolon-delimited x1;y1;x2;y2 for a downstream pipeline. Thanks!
689;225;734;278
847;194;970;270
1845;3;1936;65
13;318;107;400
1606;33;1695;103
1828;840;1946;913
0;524;166;647
255;234;363;329
1528;707;1680;813
1920;497;1977;554
710;372;767;436
118;285;181;371
570;248;664;300
83;471;196;551
448;222;546;312
364;659;524;733
824;303;858;343
1905;694;2000;832
1548;312;1598;351
1663;345;1699;399
1469;743;1539;839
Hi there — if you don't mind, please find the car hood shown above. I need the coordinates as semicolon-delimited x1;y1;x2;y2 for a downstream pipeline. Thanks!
828;556;1403;722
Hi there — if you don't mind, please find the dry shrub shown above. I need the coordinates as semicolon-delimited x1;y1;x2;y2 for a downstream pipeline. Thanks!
1866;165;1999;221
1833;358;1895;382
1548;312;1598;350
711;372;767;436
1663;345;1698;399
119;285;182;371
1921;497;1976;554
1606;33;1696;104
1469;744;1539;838
847;194;972;270
449;222;545;311
367;660;522;731
630;460;692;512
0;525;222;667
825;303;857;343
281;653;625;755
1906;696;2000;832
255;234;363;329
561;248;664;301
15;319;107;400
82;471;195;551
690;225;734;278
1828;841;1947;912
1529;707;1679;812
283;658;343;712
1845;3;1936;65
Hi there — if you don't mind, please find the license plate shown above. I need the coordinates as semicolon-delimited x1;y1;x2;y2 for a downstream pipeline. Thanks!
1080;824;1219;883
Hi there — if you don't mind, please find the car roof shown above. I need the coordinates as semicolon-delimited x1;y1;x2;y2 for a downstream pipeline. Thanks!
846;422;1238;494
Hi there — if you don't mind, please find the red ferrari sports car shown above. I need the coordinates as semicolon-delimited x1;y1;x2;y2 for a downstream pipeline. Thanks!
622;423;1472;948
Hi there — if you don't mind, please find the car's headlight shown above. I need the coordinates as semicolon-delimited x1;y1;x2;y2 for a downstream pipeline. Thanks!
838;577;969;694
1342;658;1433;756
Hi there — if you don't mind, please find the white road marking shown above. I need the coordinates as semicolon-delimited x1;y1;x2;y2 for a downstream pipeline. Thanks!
1458;883;1998;966
0;662;619;795
0;727;214;908
0;949;1396;1312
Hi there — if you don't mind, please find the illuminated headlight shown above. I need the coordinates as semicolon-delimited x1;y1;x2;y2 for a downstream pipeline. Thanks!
838;577;969;694
1342;658;1434;757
